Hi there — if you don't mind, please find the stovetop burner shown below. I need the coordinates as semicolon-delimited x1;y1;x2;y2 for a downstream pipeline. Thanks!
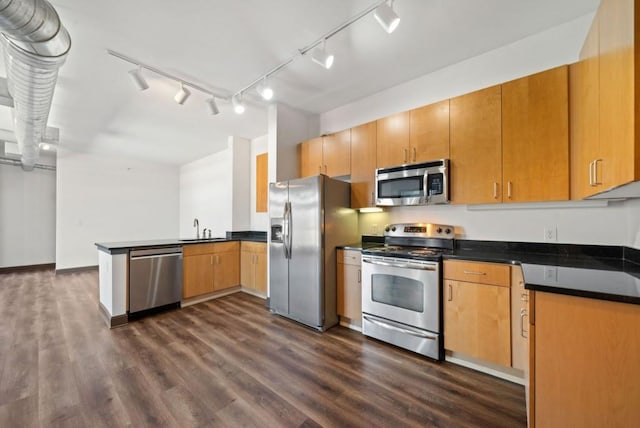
361;222;456;261
362;245;449;261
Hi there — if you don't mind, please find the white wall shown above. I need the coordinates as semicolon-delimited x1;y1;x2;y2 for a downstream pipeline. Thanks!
0;161;56;267
56;149;180;269
180;148;232;238
179;137;252;237
250;135;269;231
319;13;640;250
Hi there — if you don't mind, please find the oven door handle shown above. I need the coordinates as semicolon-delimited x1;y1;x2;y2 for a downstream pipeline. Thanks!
362;259;437;271
363;315;437;340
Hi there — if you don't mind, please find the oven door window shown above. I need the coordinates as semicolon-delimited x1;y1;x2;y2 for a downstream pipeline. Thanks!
378;177;423;199
371;274;424;312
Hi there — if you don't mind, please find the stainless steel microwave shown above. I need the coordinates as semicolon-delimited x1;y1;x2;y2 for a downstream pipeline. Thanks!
375;159;449;206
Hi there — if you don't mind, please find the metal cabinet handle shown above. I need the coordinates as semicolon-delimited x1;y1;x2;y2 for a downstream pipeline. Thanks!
493;182;498;199
371;192;374;205
520;308;528;338
462;270;487;276
521;292;529;302
324;165;327;174
447;283;452;301
412;147;416;162
507;181;512;199
210;255;213;265
357;269;361;283
589;160;594;186
403;148;408;163
593;159;602;185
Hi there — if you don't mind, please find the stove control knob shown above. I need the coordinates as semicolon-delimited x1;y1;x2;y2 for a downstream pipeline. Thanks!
391;226;396;232
385;226;390;232
436;227;443;234
445;228;452;234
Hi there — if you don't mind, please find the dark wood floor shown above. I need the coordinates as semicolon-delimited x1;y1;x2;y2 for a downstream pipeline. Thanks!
0;269;526;427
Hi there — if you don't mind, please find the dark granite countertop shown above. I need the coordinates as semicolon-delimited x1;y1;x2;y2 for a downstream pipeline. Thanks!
337;235;385;251
96;231;267;254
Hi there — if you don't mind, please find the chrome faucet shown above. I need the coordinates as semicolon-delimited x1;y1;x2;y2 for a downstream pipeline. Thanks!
202;227;208;238
193;218;199;238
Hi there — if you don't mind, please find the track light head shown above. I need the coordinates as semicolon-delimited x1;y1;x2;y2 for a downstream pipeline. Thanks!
128;66;149;91
311;40;334;69
232;94;245;114
256;79;274;100
374;0;400;34
206;97;220;115
174;82;191;105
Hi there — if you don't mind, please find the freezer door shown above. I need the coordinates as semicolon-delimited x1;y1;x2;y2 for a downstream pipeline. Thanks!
269;181;289;315
288;175;323;328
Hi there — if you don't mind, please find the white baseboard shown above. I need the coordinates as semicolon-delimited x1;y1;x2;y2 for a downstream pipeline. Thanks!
446;352;525;385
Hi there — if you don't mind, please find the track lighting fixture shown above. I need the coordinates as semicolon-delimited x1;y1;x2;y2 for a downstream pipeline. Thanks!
374;0;400;34
206;97;220;115
232;94;245;114
256;78;274;100
128;66;149;91
311;40;334;69
174;82;191;105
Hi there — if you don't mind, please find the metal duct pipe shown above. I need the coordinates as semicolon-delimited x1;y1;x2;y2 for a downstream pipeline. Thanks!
0;0;70;171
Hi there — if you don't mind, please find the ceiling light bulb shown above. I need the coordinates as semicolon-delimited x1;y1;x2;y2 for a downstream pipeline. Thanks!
174;82;191;105
128;66;149;91
232;95;245;114
256;79;274;100
374;0;400;34
206;97;220;115
311;40;334;69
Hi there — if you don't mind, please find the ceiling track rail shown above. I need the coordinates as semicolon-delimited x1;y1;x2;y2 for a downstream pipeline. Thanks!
0;156;56;171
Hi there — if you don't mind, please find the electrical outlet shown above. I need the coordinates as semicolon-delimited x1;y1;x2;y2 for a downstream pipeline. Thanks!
544;266;557;282
371;223;379;235
544;226;557;242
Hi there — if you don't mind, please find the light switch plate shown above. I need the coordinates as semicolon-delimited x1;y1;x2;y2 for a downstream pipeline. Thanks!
544;226;557;242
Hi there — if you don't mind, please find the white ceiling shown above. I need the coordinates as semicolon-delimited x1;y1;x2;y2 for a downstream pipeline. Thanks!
0;0;599;165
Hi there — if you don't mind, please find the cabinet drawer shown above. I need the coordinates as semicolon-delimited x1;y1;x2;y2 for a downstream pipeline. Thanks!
338;249;361;266
444;260;511;287
183;241;240;256
241;241;266;254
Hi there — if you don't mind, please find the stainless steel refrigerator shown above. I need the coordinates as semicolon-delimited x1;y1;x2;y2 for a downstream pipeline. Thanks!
269;175;358;331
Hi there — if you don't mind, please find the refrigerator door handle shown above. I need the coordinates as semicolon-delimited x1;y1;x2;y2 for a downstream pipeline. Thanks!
285;201;293;259
283;201;292;259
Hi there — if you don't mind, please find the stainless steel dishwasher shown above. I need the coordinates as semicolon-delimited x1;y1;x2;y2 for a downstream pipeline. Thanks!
129;246;183;313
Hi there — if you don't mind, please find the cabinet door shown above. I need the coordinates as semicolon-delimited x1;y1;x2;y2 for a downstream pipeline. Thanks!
450;85;503;204
240;249;254;287
376;111;410;168
444;280;511;367
502;66;569;202
570;17;600;200
599;0;637;189
350;121;377;208
337;261;361;320
323;129;351;177
299;137;323;178
409;99;450;162
213;251;240;291
183;254;214;298
254;252;267;294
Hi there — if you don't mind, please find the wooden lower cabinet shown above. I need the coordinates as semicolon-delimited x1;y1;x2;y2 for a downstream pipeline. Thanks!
530;291;640;427
336;249;361;322
444;279;511;366
240;241;267;294
182;242;240;299
510;266;528;371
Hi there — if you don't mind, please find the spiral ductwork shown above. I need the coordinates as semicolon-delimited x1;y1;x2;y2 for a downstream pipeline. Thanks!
0;0;70;170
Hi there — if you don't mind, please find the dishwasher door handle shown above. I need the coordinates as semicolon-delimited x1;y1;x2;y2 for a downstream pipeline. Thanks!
130;253;182;261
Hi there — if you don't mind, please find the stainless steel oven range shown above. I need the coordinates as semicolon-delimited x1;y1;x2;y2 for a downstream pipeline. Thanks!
361;223;454;360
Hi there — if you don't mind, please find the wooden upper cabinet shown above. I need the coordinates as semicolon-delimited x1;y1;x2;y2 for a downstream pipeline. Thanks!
376;111;410;168
570;15;600;200
598;0;639;190
299;137;323;178
350;121;377;208
409;99;450;162
449;85;503;204
502;66;569;202
323;129;351;177
256;153;268;212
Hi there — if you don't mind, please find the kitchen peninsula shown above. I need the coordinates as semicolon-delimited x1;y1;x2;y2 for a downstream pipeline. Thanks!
96;232;266;328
